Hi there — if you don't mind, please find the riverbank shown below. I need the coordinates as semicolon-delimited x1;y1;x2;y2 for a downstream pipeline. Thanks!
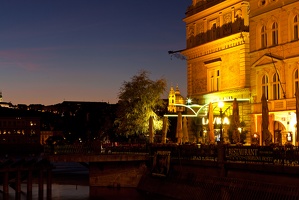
48;162;173;200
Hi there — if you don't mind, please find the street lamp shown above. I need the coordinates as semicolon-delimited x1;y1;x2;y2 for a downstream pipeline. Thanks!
218;101;224;143
186;98;192;105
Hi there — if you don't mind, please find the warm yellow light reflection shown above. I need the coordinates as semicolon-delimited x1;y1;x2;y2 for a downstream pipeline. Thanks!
218;101;224;109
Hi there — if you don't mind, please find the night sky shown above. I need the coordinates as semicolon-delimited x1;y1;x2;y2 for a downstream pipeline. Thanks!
0;1;190;105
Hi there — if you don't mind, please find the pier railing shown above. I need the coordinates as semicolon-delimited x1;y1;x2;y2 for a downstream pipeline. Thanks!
148;143;299;166
44;143;148;155
44;143;299;166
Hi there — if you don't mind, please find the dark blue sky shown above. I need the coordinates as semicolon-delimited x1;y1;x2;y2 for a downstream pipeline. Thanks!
0;0;190;105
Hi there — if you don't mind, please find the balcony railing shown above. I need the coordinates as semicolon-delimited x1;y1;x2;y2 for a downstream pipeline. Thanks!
186;0;226;17
252;98;296;113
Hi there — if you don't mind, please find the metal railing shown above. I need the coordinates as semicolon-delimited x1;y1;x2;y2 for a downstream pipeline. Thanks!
44;143;148;155
44;143;299;166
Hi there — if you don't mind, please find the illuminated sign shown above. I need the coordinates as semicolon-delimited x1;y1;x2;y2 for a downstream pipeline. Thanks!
202;116;230;125
226;147;273;163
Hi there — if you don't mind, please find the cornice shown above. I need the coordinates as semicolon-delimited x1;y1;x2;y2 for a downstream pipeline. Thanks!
204;87;251;96
185;0;247;22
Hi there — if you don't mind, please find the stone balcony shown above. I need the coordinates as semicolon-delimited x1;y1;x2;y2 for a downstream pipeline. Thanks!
252;98;296;114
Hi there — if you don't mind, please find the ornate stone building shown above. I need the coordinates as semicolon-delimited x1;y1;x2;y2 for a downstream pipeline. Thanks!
177;0;299;145
168;85;185;113
181;0;252;143
249;0;299;145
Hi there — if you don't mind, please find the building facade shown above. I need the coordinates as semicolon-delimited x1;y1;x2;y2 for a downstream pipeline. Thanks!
0;116;40;144
179;0;299;145
181;0;252;143
249;0;299;145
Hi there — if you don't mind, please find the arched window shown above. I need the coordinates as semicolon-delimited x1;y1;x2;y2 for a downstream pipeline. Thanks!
272;22;278;45
262;75;269;99
261;26;267;48
294;15;299;40
273;73;280;100
294;69;299;96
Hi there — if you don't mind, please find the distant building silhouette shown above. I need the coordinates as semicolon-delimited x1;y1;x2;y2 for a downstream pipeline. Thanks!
0;107;40;145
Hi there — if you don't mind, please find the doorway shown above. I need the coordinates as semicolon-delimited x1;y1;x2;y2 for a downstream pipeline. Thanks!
274;121;285;145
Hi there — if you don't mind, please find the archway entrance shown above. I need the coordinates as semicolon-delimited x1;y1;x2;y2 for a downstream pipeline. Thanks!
273;121;286;145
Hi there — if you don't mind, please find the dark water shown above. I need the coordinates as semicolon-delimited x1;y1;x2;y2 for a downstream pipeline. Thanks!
4;183;89;200
4;183;170;200
4;184;151;200
2;162;171;200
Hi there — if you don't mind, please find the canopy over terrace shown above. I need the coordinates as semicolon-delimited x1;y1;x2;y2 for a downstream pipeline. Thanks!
164;98;250;118
164;98;250;143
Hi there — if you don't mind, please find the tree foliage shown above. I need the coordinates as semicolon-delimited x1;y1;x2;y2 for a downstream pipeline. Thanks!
114;70;167;136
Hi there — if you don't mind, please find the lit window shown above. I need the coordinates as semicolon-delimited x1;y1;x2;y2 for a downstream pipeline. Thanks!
216;70;220;91
209;69;220;92
294;15;299;40
272;22;278;46
273;73;280;100
294;69;299;96
261;26;267;48
262;75;269;99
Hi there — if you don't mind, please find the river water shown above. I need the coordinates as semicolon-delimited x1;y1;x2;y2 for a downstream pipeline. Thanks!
5;184;149;200
3;162;170;200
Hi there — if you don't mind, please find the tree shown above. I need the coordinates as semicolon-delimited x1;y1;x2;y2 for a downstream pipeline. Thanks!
114;70;167;137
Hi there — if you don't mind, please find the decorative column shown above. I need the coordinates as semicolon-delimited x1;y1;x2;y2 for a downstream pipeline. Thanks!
241;2;249;26
219;12;223;38
231;7;235;23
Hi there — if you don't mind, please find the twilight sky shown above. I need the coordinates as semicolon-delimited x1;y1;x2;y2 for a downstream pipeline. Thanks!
0;1;190;105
